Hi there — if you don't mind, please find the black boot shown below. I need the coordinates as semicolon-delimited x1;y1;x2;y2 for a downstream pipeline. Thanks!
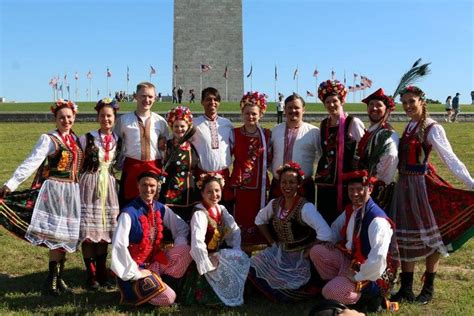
391;272;415;302
57;259;73;293
83;257;100;290
43;261;60;297
95;253;113;288
416;272;435;304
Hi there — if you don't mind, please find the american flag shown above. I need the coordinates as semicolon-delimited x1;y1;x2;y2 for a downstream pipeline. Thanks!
361;76;373;88
246;65;252;78
274;65;278;81
87;70;92;80
201;64;212;73
64;74;67;81
223;65;228;79
306;90;314;97
150;65;156;75
49;77;58;87
107;68;112;77
74;72;79;80
354;73;358;79
293;68;298;80
313;69;319;77
127;66;130;82
331;70;335;80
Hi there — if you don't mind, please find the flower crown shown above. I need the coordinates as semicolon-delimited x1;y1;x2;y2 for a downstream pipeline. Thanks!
94;98;120;112
166;105;193;127
240;91;267;113
196;173;225;190
276;161;305;179
318;80;348;102
50;99;78;114
399;85;426;100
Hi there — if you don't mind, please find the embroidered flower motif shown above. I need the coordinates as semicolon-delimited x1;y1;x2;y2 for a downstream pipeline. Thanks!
57;151;69;171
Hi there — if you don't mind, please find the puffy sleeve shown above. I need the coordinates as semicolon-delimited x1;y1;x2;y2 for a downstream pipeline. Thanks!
111;213;142;281
428;124;474;189
355;217;393;282
5;134;55;191
163;205;189;246
350;117;365;142
190;211;216;275
301;203;334;242
221;206;241;249
375;131;399;184
254;200;275;225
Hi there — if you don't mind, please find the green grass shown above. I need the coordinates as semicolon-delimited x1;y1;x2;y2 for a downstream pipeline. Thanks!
0;121;473;314
1;101;474;113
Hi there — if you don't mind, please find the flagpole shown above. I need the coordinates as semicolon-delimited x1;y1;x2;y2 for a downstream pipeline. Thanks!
353;75;356;104
200;73;202;98
250;73;253;92
89;78;92;102
225;78;228;102
315;76;318;103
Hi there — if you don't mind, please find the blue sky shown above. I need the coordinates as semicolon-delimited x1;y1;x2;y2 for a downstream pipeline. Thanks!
1;0;473;103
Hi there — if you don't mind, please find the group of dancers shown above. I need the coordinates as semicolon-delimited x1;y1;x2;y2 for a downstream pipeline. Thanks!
1;68;473;313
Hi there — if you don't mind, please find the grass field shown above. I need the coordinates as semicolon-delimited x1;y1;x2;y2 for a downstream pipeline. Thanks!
0;120;473;315
1;101;474;114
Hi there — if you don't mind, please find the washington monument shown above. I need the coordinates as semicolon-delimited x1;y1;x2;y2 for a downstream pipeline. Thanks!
173;0;243;101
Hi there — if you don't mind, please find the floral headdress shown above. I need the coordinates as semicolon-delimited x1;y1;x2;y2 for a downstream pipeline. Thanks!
50;99;78;114
361;88;395;111
94;98;120;112
196;173;225;190
166;105;193;127
240;91;267;113
276;161;305;179
399;85;426;101
318;80;348;103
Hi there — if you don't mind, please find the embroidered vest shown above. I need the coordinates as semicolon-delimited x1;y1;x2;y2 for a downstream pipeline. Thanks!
270;197;315;252
398;123;436;175
46;133;83;182
122;198;166;265
315;116;357;184
82;132;121;173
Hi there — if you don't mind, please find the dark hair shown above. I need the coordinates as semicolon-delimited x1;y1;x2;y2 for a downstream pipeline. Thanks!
94;98;119;117
278;166;303;184
201;87;221;102
284;93;305;107
137;171;161;183
446;96;452;102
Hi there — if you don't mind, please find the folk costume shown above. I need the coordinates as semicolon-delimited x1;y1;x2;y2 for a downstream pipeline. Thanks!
249;196;333;303
310;171;398;312
186;202;250;306
269;122;321;204
114;111;169;205
357;88;399;209
161;106;200;222
315;80;365;225
111;197;192;306
230;91;271;247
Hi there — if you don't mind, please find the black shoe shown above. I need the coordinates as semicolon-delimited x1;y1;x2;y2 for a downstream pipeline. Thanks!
415;272;435;305
43;261;60;297
391;272;415;302
58;259;73;293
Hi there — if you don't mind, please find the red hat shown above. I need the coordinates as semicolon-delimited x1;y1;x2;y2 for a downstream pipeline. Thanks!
137;165;167;182
361;88;395;110
342;169;377;185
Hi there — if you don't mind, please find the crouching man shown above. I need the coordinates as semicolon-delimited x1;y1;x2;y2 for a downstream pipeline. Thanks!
310;170;399;313
111;167;192;306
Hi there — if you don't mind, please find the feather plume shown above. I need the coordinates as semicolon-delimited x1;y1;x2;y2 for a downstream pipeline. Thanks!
392;59;431;99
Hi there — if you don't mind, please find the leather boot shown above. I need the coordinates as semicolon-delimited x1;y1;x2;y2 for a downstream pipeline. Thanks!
416;272;436;304
43;261;60;296
95;253;112;287
57;259;72;293
391;272;415;302
83;257;100;290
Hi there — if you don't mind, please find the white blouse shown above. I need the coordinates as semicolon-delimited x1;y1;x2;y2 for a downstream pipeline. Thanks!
190;203;241;275
254;199;334;243
110;204;189;281
331;208;393;282
4;130;70;191
191;115;234;172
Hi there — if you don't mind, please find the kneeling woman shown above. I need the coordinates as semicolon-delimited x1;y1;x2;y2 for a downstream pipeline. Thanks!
185;173;250;306
249;162;333;303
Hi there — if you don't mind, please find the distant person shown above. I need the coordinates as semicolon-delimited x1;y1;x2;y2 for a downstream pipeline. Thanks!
158;92;162;102
177;86;184;104
471;91;474;105
444;96;453;122
189;89;196;103
114;82;169;206
172;87;177;104
276;93;284;124
451;92;460;122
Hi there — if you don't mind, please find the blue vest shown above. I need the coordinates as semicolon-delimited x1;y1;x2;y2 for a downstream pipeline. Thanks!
359;198;389;260
121;198;166;244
